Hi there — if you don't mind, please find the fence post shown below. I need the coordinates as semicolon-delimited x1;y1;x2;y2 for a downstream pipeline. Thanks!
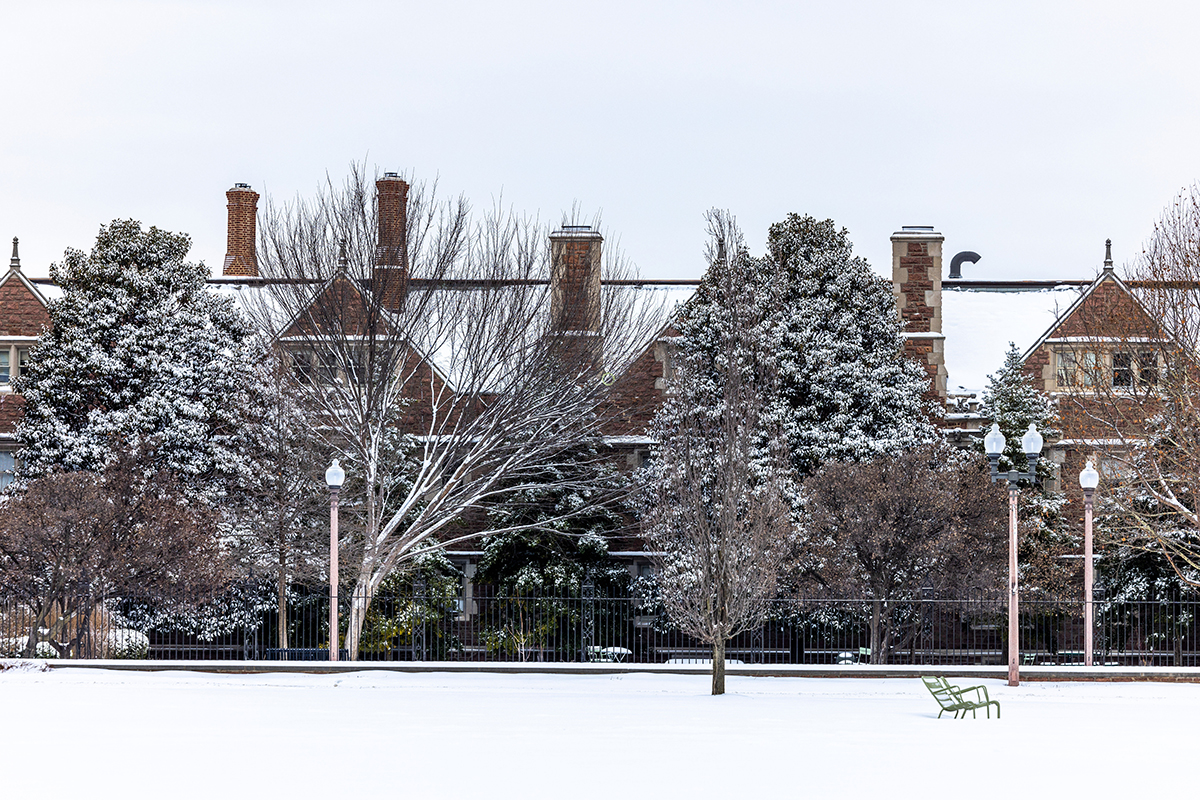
413;576;427;662
581;573;596;662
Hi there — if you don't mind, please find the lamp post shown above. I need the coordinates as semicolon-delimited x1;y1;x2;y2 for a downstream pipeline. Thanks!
325;459;345;662
985;422;1044;687
1079;460;1100;668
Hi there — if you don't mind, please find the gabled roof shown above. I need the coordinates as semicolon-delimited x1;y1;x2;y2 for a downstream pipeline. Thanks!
1019;269;1140;362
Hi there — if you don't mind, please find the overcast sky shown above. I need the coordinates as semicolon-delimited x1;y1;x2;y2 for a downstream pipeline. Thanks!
4;1;1200;282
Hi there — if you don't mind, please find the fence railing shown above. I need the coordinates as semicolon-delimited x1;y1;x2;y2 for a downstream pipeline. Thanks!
2;591;1197;665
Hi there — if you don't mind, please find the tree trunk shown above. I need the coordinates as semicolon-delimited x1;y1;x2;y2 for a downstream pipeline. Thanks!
711;638;726;695
276;561;288;651
870;600;882;664
344;572;376;660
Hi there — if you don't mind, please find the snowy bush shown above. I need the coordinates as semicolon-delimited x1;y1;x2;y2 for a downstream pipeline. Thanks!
107;629;150;659
0;637;59;658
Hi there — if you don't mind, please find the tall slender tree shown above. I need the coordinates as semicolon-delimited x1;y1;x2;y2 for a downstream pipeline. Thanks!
641;211;791;695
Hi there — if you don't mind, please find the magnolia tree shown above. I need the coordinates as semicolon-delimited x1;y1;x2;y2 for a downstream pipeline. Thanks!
15;220;269;495
641;212;792;695
248;166;663;657
763;214;938;478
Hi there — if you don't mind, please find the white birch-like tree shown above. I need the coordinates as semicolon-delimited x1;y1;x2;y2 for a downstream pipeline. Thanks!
248;166;662;657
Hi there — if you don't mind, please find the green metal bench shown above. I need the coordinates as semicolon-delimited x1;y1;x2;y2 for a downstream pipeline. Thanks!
921;675;1001;719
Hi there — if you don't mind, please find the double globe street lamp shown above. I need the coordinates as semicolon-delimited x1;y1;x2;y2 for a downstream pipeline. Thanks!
984;422;1043;687
326;459;346;662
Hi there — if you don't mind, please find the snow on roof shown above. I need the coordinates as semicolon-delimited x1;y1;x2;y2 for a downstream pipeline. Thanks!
942;285;1082;395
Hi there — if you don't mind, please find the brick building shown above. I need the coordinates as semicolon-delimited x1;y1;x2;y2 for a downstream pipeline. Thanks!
0;238;57;487
2;193;1147;555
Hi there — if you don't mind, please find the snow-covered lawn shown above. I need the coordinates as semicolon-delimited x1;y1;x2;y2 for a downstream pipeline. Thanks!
1;667;1194;798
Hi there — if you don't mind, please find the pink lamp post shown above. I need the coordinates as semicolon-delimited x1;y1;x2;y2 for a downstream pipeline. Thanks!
985;422;1044;688
1079;460;1100;667
326;459;346;662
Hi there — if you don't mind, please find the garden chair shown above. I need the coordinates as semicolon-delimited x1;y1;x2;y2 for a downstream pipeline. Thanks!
920;675;1001;719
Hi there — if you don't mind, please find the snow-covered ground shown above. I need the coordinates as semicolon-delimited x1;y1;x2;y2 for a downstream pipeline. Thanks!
1;667;1194;798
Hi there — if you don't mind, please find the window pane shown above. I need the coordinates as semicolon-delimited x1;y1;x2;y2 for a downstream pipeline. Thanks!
1057;351;1077;387
0;451;14;489
0;351;10;384
1137;350;1158;385
1113;352;1133;387
1081;352;1097;387
17;348;29;375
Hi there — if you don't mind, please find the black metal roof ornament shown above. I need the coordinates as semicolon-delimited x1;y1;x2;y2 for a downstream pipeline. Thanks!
949;251;980;279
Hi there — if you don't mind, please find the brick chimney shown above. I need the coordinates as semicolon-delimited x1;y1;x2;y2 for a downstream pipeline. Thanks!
549;225;603;334
891;225;947;403
223;183;259;277
375;173;409;308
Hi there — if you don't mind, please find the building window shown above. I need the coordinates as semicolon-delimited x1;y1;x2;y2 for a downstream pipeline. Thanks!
0;351;9;384
1137;350;1158;386
1112;352;1133;387
1057;350;1097;388
1113;351;1158;388
0;451;14;489
17;347;29;376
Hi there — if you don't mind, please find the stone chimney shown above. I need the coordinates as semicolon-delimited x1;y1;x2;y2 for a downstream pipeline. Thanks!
891;225;946;403
375;173;409;308
223;183;259;277
549;225;603;334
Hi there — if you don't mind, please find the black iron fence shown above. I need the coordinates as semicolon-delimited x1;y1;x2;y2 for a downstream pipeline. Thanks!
1;590;1197;665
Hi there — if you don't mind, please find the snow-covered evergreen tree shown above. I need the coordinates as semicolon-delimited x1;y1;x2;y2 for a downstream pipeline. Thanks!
672;212;937;483
477;445;630;595
764;214;937;474
977;342;1073;596
15;220;269;499
978;342;1059;476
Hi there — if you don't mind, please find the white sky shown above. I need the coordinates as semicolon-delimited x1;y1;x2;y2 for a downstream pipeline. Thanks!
4;1;1200;282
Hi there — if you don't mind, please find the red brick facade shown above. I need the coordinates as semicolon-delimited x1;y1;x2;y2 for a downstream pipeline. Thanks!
0;271;51;439
0;275;51;337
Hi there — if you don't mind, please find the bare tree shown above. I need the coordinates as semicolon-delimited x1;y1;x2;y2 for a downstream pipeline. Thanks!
640;211;791;695
247;165;663;657
796;443;1007;662
1065;185;1200;588
0;453;226;657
